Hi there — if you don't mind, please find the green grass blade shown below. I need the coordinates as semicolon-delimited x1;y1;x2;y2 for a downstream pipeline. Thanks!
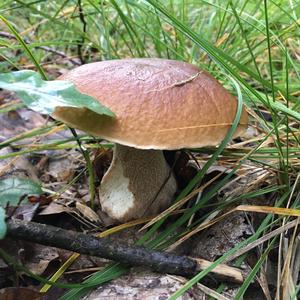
0;15;47;79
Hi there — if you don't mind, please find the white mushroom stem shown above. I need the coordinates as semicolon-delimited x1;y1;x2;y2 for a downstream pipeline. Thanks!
99;144;177;222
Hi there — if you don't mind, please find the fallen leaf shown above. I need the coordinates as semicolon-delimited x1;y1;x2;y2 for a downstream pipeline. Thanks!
24;244;59;276
39;202;72;215
76;201;101;224
0;287;42;300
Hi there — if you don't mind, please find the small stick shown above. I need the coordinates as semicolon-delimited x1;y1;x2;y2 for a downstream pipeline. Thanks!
0;31;80;66
6;218;243;283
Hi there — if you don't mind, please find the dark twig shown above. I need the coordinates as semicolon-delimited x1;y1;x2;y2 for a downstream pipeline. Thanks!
0;31;80;66
77;0;87;64
6;218;243;283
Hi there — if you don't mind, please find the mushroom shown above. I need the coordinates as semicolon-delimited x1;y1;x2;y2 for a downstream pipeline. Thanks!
53;58;248;222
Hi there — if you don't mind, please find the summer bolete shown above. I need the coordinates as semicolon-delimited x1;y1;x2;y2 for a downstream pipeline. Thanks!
53;58;248;222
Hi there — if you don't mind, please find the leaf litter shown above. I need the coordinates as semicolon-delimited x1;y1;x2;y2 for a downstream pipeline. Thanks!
0;90;292;300
0;65;298;300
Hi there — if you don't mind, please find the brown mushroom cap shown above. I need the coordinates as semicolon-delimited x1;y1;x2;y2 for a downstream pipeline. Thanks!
54;58;248;149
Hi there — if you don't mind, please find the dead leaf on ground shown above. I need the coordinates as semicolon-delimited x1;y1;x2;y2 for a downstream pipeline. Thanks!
39;201;72;216
75;201;101;224
10;203;40;221
0;147;39;180
23;243;60;276
47;153;76;182
0;104;46;140
0;287;42;300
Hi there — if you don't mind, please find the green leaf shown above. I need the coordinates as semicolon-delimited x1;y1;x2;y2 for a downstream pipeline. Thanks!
0;177;43;207
0;207;7;239
0;70;115;118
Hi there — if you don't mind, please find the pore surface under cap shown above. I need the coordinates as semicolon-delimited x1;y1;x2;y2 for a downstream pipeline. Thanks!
54;58;248;150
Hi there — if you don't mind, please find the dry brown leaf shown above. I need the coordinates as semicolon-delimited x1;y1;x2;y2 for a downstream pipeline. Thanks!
39;202;72;215
76;201;101;224
0;287;42;300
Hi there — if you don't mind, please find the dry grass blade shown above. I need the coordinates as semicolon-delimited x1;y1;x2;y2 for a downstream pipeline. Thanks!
168;205;300;252
235;205;300;217
276;174;300;299
196;282;231;300
291;236;300;286
257;268;272;300
280;219;299;299
139;172;223;232
169;275;231;300
224;219;299;263
168;209;234;251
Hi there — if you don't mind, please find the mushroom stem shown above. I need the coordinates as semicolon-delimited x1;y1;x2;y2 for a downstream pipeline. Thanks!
99;144;177;222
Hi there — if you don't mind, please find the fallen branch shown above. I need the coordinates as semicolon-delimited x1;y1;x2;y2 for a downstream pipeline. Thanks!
6;218;243;283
